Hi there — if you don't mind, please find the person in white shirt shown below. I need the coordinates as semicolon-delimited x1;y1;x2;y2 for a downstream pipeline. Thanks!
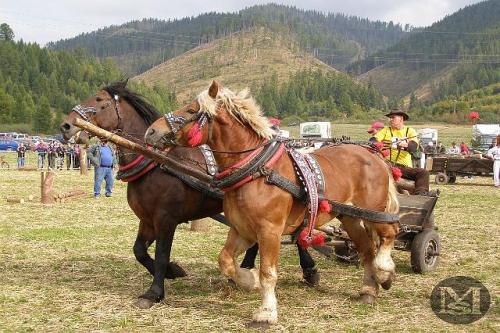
447;142;460;155
486;135;500;187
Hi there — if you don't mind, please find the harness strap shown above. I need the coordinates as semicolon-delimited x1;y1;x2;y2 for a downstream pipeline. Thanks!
213;140;283;190
264;170;399;223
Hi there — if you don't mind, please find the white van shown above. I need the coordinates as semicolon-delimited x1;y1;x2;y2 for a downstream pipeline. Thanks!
299;122;331;139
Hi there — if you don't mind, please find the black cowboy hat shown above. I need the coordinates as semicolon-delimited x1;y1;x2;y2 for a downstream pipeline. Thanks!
385;108;409;121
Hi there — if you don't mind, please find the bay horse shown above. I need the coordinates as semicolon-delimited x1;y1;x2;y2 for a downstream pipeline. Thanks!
59;81;319;309
144;81;400;324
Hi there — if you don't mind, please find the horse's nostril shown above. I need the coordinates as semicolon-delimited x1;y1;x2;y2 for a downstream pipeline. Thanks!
60;123;71;131
147;128;155;137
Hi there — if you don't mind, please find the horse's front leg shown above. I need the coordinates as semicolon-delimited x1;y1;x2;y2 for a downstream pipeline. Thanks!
133;221;186;280
135;220;177;309
219;227;259;291
297;244;319;286
252;228;281;324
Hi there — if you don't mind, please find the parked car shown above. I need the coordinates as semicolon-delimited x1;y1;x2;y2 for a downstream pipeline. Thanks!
0;140;19;151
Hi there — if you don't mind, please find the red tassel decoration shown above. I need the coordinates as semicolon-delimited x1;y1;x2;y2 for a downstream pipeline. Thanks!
187;123;203;147
382;149;390;158
312;232;325;246
297;228;312;248
319;200;331;213
391;166;402;181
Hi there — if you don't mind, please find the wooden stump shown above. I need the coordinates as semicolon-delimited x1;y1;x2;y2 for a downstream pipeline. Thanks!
79;146;88;176
190;218;210;232
41;171;55;204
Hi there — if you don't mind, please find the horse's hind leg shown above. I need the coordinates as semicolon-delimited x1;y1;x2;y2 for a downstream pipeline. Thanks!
219;227;259;291
339;216;379;304
365;222;398;290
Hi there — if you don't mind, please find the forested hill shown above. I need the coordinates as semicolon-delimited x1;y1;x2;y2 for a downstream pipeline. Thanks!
49;4;408;75
0;38;177;134
349;0;500;101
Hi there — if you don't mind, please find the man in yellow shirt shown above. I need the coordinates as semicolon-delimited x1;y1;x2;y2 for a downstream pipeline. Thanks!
374;109;430;195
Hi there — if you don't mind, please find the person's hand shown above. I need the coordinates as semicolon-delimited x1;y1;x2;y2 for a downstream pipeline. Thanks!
397;140;409;148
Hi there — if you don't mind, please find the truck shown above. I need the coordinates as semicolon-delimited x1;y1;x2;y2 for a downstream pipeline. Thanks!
417;128;438;146
471;124;500;152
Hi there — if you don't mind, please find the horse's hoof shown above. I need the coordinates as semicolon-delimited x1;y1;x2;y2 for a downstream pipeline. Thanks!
252;307;278;325
360;293;376;304
303;268;320;286
135;298;155;309
165;262;187;279
380;279;393;290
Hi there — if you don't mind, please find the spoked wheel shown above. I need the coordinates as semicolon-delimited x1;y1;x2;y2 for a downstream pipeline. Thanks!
411;229;440;273
333;241;359;264
435;173;448;185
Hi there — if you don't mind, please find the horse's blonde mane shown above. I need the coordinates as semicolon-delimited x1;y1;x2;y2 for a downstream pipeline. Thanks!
197;85;274;139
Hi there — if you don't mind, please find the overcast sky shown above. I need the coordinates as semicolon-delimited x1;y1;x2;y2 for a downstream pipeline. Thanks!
1;0;485;46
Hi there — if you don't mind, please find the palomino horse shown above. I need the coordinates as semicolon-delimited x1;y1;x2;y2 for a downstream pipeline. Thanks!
145;81;400;324
59;81;319;309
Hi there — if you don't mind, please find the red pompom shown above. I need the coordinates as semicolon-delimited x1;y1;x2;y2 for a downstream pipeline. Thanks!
319;200;331;213
312;232;325;246
297;228;312;248
373;141;384;150
468;111;480;120
382;149;390;157
187;123;203;146
391;166;402;181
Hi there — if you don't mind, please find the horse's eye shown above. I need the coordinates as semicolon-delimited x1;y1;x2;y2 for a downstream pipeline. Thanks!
96;97;103;102
187;109;197;114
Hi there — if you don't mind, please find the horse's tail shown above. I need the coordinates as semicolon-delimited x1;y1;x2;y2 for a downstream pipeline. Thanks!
386;169;400;215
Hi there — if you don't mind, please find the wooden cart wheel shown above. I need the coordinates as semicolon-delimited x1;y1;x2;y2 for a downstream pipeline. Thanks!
435;173;448;185
410;229;440;273
333;242;359;264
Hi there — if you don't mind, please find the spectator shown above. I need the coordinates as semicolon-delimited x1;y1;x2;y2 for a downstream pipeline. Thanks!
374;109;431;195
436;141;446;155
447;142;460;155
486;135;500;187
16;142;27;168
87;138;117;198
424;141;436;156
460;141;470;155
367;121;384;142
35;140;48;169
56;143;65;170
65;144;74;170
73;145;81;169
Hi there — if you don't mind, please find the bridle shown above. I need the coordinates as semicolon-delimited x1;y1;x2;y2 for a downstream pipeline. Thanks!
71;94;123;132
159;111;212;146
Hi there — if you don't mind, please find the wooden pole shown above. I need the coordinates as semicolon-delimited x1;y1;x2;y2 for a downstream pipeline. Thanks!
73;118;212;182
79;145;88;176
41;171;55;204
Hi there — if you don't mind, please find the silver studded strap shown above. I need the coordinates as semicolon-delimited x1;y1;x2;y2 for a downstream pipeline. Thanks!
199;144;218;176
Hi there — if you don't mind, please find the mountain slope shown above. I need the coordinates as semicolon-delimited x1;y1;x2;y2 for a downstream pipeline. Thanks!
350;0;500;101
49;4;408;75
133;27;336;102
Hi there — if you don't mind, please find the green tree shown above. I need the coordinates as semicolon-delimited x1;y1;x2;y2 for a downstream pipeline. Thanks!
0;23;14;41
33;95;52;133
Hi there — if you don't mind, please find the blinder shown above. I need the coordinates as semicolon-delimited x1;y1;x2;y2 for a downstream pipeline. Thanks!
160;111;210;146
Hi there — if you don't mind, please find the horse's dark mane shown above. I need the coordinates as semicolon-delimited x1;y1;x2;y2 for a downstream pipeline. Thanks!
103;82;162;125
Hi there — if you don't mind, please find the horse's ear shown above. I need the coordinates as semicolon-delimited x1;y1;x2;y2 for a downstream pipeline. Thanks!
208;81;219;99
117;78;128;89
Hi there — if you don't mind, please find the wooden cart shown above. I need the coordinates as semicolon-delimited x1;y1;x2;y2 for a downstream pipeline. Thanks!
311;193;440;273
426;155;493;184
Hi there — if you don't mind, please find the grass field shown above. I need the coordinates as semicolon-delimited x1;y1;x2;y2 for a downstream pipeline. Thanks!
0;125;498;332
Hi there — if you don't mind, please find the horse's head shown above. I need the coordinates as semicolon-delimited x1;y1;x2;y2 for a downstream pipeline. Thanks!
60;80;129;144
144;81;220;150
